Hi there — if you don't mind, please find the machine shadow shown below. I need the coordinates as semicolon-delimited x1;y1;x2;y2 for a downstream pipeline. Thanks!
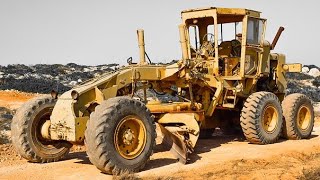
309;134;319;139
143;142;179;170
277;133;318;142
189;132;246;163
67;151;92;165
143;158;179;170
153;129;247;165
66;149;179;172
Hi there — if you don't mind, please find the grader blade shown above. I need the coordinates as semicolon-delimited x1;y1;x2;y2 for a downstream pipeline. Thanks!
154;112;201;164
159;124;189;164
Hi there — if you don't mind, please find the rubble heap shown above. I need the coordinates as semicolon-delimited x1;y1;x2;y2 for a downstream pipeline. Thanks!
0;63;117;94
286;65;320;101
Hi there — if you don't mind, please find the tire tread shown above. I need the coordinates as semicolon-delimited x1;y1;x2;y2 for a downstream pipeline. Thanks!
240;92;283;144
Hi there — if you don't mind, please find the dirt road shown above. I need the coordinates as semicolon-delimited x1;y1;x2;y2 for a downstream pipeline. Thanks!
1;91;320;179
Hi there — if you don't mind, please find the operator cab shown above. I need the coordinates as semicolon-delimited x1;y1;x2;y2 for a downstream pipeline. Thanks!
187;18;242;59
181;7;266;78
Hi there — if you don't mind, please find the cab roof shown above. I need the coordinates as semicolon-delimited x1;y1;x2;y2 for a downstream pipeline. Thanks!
181;7;261;21
181;7;261;16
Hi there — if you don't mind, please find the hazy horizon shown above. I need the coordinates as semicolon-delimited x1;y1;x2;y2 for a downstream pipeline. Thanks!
0;1;319;66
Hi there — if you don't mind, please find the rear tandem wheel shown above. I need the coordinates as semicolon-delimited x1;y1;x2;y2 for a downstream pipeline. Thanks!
240;92;283;144
282;93;314;139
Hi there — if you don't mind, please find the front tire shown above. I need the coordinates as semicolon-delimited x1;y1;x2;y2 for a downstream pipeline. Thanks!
85;97;156;174
240;92;283;144
282;93;314;139
11;96;72;163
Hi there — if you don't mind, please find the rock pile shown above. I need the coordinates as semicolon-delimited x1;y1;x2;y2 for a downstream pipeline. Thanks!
286;65;320;102
300;65;320;77
0;63;118;94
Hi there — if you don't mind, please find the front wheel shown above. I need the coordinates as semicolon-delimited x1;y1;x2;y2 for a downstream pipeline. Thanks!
85;97;156;174
240;92;283;144
11;96;72;163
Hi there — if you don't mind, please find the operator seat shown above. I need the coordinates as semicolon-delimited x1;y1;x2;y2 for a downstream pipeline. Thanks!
219;40;241;57
219;41;232;57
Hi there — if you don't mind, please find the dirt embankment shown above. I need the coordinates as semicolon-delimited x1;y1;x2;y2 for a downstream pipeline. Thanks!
1;90;320;179
0;90;39;144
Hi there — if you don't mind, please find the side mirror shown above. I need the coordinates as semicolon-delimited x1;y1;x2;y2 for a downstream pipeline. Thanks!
127;57;133;65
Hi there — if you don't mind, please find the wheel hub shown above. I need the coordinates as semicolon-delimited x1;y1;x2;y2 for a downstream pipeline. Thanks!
123;129;135;145
40;120;51;140
297;105;311;130
114;115;146;159
262;105;278;133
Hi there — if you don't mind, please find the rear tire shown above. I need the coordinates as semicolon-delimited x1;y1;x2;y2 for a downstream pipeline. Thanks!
240;92;283;144
282;93;314;139
85;97;156;174
11;96;72;163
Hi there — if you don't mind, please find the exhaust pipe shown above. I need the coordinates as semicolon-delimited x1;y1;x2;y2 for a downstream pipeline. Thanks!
137;29;147;65
271;26;285;50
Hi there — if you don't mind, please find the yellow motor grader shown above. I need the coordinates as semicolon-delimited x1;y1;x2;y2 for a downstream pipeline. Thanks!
11;7;314;174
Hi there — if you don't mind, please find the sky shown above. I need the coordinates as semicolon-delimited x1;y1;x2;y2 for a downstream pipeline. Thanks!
0;0;318;66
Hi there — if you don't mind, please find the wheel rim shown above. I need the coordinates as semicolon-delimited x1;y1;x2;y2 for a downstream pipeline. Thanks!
114;115;146;159
297;105;311;130
262;105;279;133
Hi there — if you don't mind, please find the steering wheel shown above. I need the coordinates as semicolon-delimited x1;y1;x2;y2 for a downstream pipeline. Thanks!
196;33;215;58
203;33;215;43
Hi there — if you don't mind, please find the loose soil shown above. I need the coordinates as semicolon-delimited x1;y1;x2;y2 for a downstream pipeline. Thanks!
0;90;39;109
1;90;320;180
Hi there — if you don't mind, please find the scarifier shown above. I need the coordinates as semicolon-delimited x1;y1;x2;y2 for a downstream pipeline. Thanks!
11;7;314;174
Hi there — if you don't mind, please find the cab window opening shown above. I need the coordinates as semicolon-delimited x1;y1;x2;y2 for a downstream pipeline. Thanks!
247;17;264;45
218;22;243;44
189;25;200;51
